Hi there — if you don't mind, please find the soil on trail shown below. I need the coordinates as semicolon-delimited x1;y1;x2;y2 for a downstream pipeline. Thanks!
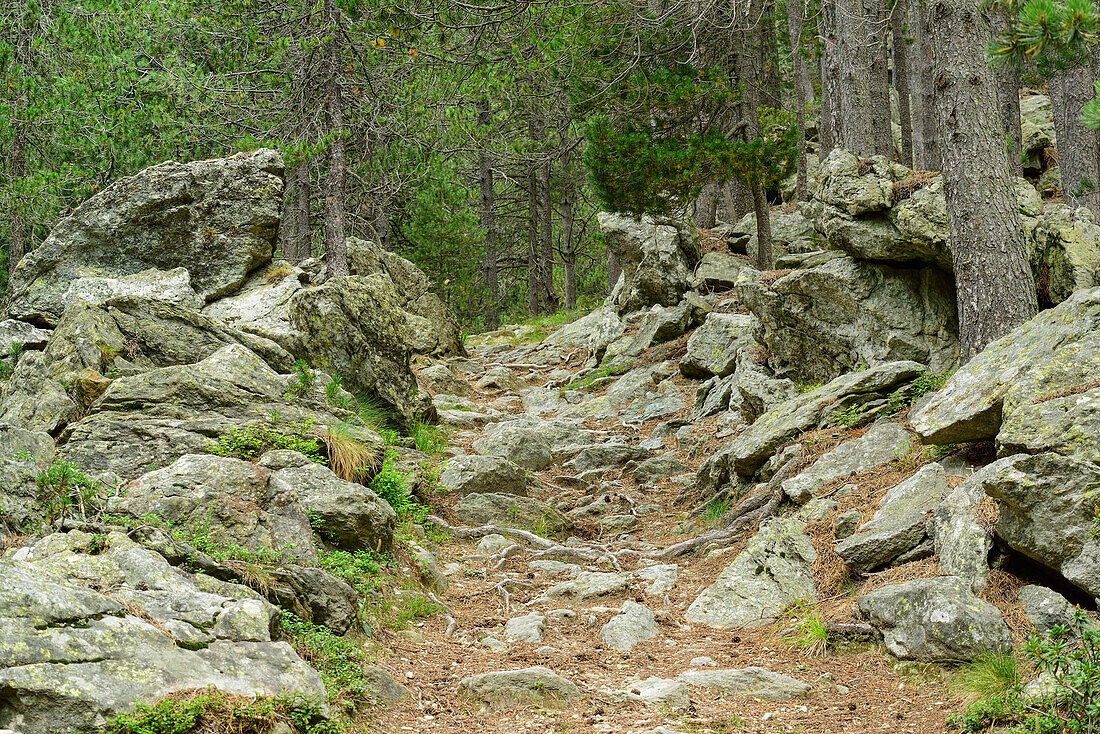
371;330;964;734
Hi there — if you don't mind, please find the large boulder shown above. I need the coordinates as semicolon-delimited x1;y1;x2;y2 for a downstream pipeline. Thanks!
202;261;311;354
912;287;1099;460
56;343;368;479
544;305;626;361
471;418;593;470
6;149;283;326
698;361;925;488
288;274;418;428
737;257;957;383
858;576;1012;661
0;530;324;734
452;493;572;537
781;422;912;503
107;453;321;564
457;667;580;709
598;212;701;314
978;452;1100;597
680;313;759;378
62;267;205;313
346;237;464;356
1034;204;1100;305
440;454;528;496
728;210;819;261
258;449;395;554
685;518;815;629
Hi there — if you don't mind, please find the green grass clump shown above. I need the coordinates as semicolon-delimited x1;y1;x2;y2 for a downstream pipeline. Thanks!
103;687;336;734
830;404;865;428
319;548;394;596
775;600;829;657
412;419;447;458
952;653;1024;703
205;419;325;464
563;363;628;392
701;497;732;525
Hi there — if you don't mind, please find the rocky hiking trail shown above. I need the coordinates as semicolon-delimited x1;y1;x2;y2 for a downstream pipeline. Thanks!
371;327;965;734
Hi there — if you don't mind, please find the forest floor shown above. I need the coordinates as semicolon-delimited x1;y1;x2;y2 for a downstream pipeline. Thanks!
367;327;972;734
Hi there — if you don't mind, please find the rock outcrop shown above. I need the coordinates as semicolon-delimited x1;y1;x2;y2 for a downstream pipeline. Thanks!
598;212;701;314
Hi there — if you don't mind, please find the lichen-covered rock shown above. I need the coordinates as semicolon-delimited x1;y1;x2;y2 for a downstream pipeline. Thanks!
694;252;745;291
63;267;205;313
288;274;418;428
600;601;658;651
202;262;309;353
978;452;1100;597
457;667;580;709
737;257;957;383
685;518;815;628
440;454;527;497
836;463;949;573
701;361;925;485
599;212;701;314
858;576;1012;661
677;668;812;700
453;493;572;536
472;418;593;470
0;530;324;734
56;344;362;479
6;149;283;325
538;571;631;601
911;287;1100;457
680;313;759;378
1018;585;1079;635
544;305;626;362
346;237;464;356
932;469;994;591
107;453;319;564
1035;205;1100;304
258;449;394;554
781;422;911;503
420;363;473;397
0;318;51;355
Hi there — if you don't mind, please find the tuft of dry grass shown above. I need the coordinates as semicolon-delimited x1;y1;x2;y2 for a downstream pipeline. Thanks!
313;422;381;483
892;170;937;202
1032;378;1100;404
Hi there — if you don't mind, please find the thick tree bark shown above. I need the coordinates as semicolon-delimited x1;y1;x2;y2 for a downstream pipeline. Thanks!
786;0;809;202
892;0;914;167
912;0;940;169
760;0;783;109
607;249;621;292
1050;63;1100;216
990;14;1023;177
929;0;1037;361
725;179;751;223
835;0;876;157
322;0;347;278
818;28;836;162
694;185;720;228
477;99;500;329
867;0;893;157
295;161;311;262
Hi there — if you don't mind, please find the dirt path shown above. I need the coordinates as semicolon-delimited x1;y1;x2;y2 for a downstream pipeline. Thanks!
372;333;960;734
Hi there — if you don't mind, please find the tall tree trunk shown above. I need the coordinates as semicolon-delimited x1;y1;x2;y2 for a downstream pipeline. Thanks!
760;0;783;108
538;151;557;312
786;0;809;202
867;0;893;157
607;249;621;292
694;185;720;228
908;0;928;167
560;142;577;310
991;12;1023;176
914;0;940;169
477;99;500;329
527;158;540;316
7;0;28;279
836;0;876;157
322;0;347;278
295;161;311;262
737;4;775;269
724;179;751;223
892;0;914;167
929;0;1037;361
1050;63;1100;216
818;26;836;162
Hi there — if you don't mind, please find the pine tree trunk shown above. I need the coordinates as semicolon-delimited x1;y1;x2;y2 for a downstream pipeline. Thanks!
892;0;914;167
527;160;540;316
561;153;577;310
836;0;876;157
477;100;500;329
786;0;809;202
819;0;842;159
929;0;1037;361
538;151;557;312
914;0;941;170
322;0;347;278
7;0;28;279
991;14;1023;176
737;2;775;269
295;161;311;262
761;0;783;109
1050;63;1100;216
867;0;893;157
607;249;621;292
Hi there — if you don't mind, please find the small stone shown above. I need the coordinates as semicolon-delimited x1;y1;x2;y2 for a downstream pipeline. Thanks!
476;534;513;556
600;601;658;651
689;656;718;667
504;612;547;643
599;514;639;532
834;510;862;541
481;636;509;651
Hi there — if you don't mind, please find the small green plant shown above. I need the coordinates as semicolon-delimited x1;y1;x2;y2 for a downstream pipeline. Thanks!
7;340;24;362
775;600;829;657
946;694;1024;732
562;363;628;392
701;497;731;525
379;589;442;629
103;686;337;734
316;421;378;482
796;382;823;394
831;404;865;428
887;368;955;414
412;419;447;458
36;460;98;525
1091;505;1100;541
286;360;316;397
369;455;422;521
319;548;394;596
281;612;368;707
205;419;325;464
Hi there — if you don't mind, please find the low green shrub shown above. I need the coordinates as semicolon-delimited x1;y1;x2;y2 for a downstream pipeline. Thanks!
205;419;325;464
281;613;368;707
103;687;336;734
